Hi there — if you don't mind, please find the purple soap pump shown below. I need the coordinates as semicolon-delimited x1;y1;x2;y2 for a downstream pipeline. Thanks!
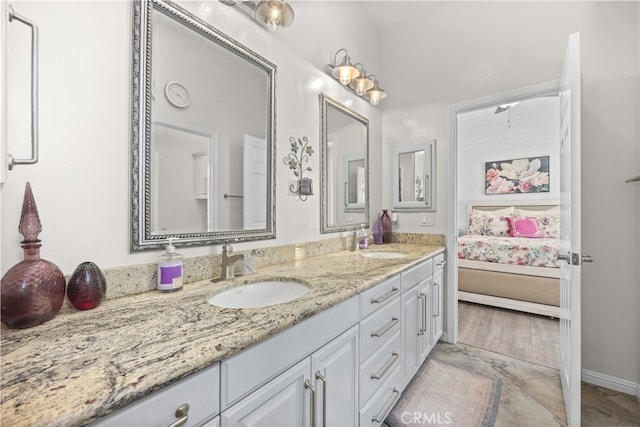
157;238;184;292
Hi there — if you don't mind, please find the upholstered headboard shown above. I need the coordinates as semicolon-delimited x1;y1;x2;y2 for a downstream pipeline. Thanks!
467;199;560;217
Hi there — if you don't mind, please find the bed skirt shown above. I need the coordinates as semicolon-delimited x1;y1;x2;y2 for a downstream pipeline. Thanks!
458;267;559;307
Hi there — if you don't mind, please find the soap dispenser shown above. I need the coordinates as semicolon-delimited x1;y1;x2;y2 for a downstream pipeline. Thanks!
157;238;183;292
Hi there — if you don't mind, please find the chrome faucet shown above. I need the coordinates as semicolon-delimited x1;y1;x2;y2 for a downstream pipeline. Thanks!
220;243;245;280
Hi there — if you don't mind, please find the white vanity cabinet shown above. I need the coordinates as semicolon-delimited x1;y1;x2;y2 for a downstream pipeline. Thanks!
220;297;360;426
431;252;446;343
400;259;434;388
92;363;220;427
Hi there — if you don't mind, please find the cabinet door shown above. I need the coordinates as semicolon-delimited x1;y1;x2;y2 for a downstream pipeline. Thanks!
401;285;420;387
431;268;444;344
221;358;311;427
311;325;359;427
418;279;432;364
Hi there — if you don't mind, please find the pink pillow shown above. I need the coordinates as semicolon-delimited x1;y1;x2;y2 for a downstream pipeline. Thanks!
507;217;542;238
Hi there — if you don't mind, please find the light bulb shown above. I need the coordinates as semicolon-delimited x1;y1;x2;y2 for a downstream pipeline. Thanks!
338;69;352;85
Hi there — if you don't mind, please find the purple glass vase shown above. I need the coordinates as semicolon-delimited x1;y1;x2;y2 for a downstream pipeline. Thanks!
67;262;107;310
381;210;392;243
1;183;66;329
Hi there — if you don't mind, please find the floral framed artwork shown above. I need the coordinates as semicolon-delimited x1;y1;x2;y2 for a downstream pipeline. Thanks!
485;156;550;194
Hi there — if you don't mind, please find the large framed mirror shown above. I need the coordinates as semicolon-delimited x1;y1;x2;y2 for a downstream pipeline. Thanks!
131;0;276;251
391;140;436;211
320;94;369;233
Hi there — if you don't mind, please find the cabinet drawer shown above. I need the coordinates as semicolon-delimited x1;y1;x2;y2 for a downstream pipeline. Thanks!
401;259;433;292
359;363;403;427
359;330;401;407
433;252;446;271
93;363;220;427
360;275;401;319
360;297;400;363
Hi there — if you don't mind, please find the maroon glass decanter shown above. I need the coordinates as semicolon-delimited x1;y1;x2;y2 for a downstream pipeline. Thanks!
1;182;66;329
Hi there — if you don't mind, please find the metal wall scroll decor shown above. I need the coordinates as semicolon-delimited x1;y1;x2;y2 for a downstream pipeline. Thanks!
283;136;314;201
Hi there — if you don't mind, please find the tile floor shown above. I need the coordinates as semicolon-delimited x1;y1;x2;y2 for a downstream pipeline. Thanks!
386;302;640;426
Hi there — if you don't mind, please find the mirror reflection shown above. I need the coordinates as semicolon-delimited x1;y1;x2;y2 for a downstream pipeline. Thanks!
320;94;369;233
131;0;276;250
392;140;436;211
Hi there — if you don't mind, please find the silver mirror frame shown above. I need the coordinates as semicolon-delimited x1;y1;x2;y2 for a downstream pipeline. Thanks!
320;93;370;234
391;139;436;211
130;0;277;251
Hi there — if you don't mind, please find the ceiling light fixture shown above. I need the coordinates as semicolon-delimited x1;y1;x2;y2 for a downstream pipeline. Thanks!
325;49;387;106
220;0;294;32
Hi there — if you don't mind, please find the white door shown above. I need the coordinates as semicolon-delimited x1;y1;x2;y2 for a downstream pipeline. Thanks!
559;32;586;427
242;135;267;229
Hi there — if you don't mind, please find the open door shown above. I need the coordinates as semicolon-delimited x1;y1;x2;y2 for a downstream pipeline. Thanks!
242;134;267;229
559;32;591;427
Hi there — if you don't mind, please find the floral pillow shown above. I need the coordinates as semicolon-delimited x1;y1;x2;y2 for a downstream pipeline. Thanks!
506;216;543;238
484;215;511;236
468;210;486;235
480;207;514;237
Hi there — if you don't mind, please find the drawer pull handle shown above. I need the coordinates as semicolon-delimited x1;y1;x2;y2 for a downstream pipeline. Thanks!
370;287;399;305
315;371;327;427
371;388;400;423
166;403;189;427
370;317;399;338
436;260;447;267
305;379;317;427
370;352;399;380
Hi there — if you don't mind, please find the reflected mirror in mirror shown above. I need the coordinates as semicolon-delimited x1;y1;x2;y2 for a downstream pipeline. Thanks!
131;0;276;251
344;154;365;210
392;140;436;211
320;94;369;233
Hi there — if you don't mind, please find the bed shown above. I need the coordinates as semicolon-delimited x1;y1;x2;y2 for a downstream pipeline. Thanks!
457;200;561;317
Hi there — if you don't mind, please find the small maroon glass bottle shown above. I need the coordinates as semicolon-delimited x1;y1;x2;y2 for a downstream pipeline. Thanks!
381;210;393;243
1;182;66;329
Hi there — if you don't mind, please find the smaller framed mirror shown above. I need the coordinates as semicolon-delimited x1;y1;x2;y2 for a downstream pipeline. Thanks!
392;140;436;211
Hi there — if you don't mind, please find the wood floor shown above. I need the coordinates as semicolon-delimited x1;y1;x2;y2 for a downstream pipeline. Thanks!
458;300;559;369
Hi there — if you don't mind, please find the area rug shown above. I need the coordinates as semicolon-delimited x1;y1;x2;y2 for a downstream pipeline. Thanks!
386;358;502;427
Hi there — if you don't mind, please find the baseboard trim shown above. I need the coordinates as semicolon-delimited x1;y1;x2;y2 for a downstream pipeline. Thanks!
582;369;640;398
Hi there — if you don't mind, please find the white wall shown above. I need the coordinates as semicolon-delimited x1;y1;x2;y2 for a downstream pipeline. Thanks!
457;96;560;232
1;1;382;274
380;1;640;389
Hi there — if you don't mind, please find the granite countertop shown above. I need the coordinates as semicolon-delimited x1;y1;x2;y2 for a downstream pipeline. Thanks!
0;243;444;427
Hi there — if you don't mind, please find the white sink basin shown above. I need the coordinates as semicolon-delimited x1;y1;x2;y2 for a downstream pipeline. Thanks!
360;251;407;259
208;280;310;309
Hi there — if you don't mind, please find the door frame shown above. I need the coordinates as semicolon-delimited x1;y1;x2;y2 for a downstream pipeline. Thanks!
444;80;559;344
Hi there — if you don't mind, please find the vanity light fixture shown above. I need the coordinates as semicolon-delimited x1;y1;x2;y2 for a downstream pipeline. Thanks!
363;77;387;106
348;64;375;96
220;0;294;32
330;49;360;85
326;49;387;106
